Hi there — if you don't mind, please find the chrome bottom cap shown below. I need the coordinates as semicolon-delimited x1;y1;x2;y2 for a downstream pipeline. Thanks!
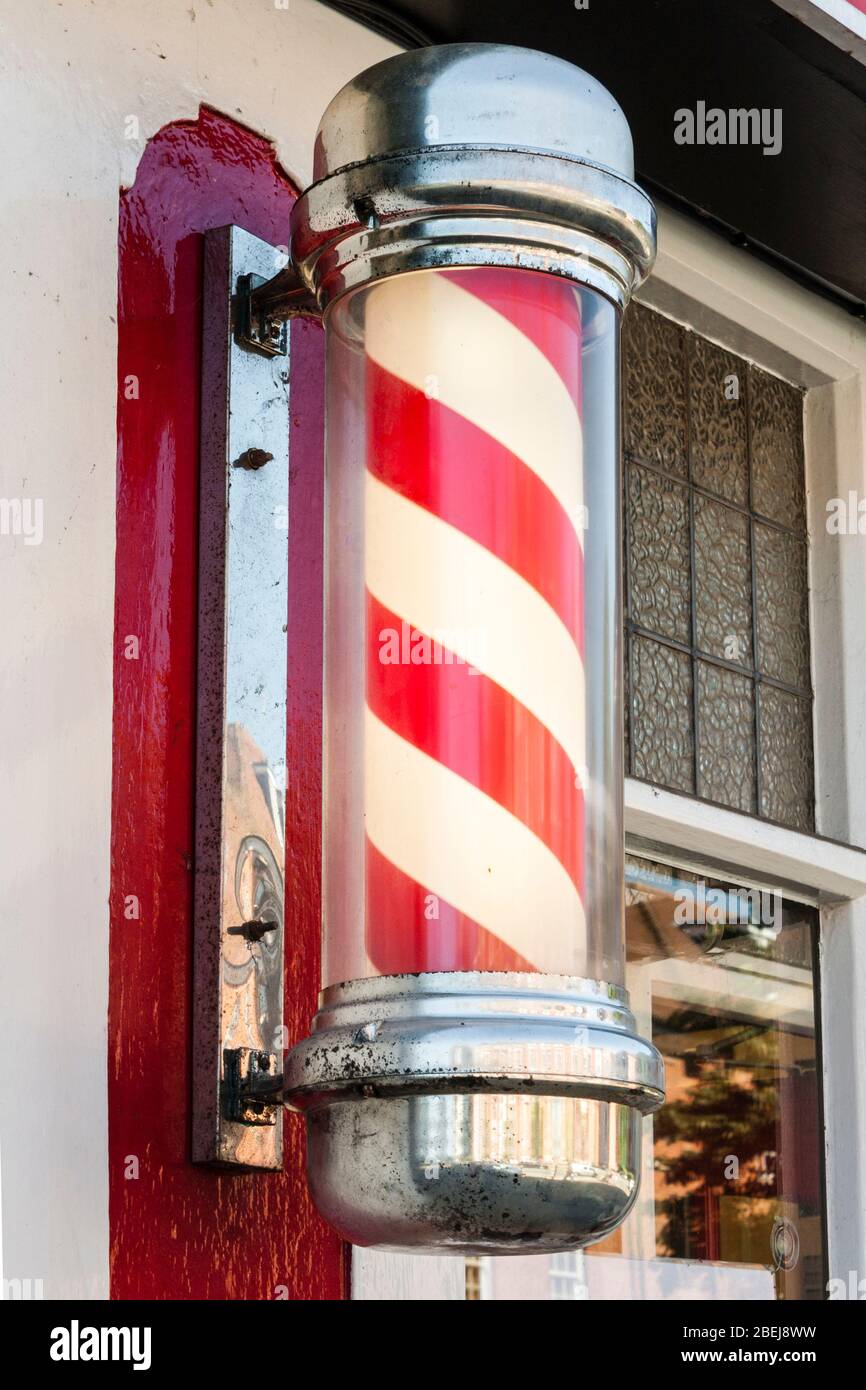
285;972;664;1254
308;1091;642;1254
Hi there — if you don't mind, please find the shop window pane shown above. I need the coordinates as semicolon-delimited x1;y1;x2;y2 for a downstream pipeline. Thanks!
622;303;688;476
754;524;811;689
623;305;814;831
464;1258;483;1301
693;494;753;666
626;462;691;643
759;686;815;833
630;636;694;793
688;335;749;506
697;661;756;813
470;856;826;1301
549;1252;589;1301
750;367;806;529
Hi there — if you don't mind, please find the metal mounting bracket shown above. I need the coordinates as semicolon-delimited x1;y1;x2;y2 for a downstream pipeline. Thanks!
192;226;291;1170
236;263;320;357
223;1048;284;1125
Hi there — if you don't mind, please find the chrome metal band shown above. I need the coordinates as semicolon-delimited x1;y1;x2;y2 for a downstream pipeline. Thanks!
283;971;664;1113
289;147;657;313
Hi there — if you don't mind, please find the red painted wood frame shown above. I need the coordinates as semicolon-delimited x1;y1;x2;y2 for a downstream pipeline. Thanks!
110;107;347;1299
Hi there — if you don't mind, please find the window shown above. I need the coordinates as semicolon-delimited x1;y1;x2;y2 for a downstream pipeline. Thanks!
464;1257;483;1301
473;855;826;1302
617;855;825;1301
549;1252;589;1301
622;304;814;831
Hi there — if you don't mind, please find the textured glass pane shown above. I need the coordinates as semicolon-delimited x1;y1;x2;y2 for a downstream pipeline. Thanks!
627;463;691;642
750;368;806;529
631;636;694;792
759;685;814;830
622;303;687;476
624;617;632;773
622;310;813;828
694;494;752;666
697;661;756;812
754;523;811;689
688;336;748;505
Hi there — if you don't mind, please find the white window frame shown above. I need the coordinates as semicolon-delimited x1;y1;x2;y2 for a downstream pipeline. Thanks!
353;204;866;1300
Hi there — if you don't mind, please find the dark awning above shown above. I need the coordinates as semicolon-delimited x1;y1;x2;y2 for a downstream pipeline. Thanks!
320;0;866;315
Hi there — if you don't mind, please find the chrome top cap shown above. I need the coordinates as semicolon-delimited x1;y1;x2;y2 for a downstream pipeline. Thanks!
313;43;635;183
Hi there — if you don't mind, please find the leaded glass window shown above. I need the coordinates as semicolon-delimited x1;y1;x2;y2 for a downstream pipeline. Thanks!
623;304;814;831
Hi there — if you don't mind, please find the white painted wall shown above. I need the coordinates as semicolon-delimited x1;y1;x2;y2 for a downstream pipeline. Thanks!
0;0;395;1300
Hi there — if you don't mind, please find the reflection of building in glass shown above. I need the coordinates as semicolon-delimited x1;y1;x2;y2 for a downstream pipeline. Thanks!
474;856;824;1301
650;997;822;1299
549;1252;589;1301
218;722;285;1154
621;857;822;1299
465;1258;482;1302
252;760;285;851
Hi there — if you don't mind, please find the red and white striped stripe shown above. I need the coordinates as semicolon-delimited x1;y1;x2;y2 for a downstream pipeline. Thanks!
363;268;587;976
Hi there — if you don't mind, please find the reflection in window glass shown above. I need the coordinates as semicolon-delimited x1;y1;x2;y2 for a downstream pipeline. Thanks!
470;855;825;1301
549;1252;589;1301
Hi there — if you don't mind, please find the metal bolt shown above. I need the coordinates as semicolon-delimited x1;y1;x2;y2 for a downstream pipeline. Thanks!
235;448;274;471
228;918;277;942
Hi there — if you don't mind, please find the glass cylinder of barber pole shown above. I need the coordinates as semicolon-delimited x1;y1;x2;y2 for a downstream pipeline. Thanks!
284;43;664;1252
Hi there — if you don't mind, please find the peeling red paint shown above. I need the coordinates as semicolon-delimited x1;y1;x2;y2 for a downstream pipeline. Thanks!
110;106;345;1299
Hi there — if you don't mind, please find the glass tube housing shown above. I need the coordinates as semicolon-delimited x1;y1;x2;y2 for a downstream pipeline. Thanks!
323;267;624;987
283;41;664;1253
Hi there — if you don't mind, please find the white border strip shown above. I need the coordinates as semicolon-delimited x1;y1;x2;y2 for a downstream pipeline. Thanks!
625;778;866;903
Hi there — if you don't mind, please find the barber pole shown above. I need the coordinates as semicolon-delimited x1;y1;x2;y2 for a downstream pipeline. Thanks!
363;267;587;977
282;42;664;1252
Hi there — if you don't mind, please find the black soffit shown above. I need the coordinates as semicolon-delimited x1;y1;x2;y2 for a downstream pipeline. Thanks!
319;0;866;316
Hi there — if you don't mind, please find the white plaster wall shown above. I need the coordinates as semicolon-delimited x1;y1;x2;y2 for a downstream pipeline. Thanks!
0;0;395;1300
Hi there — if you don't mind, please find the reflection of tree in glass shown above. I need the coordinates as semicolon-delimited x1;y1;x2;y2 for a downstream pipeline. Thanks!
654;1017;780;1260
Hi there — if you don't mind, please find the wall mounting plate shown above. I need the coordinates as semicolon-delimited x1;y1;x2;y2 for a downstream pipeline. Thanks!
192;226;290;1169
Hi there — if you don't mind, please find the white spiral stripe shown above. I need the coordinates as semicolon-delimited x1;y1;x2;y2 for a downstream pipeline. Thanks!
365;272;585;541
366;472;586;775
365;708;587;974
